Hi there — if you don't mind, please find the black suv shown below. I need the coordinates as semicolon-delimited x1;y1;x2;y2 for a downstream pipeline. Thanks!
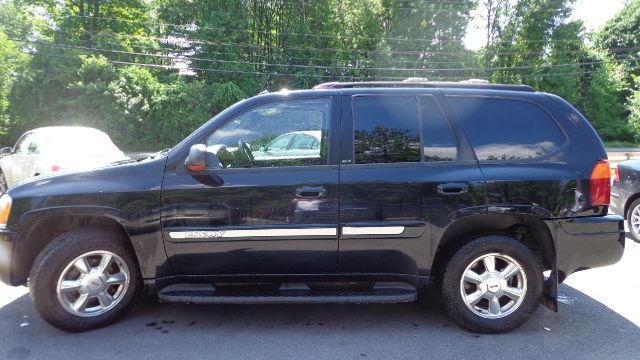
0;80;624;333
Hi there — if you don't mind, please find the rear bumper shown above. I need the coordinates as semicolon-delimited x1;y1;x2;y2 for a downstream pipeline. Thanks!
545;215;625;283
0;229;17;285
609;182;626;217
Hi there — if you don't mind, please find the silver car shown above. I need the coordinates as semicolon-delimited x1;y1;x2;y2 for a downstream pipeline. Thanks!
0;126;128;192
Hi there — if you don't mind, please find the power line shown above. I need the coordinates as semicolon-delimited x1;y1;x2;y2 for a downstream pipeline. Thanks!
14;38;640;74
77;29;636;57
21;49;640;82
67;36;479;66
67;33;640;69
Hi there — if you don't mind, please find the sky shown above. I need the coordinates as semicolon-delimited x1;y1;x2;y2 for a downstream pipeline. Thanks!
464;0;628;50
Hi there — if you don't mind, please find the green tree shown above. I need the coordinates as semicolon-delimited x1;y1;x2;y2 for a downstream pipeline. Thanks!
628;76;640;141
596;0;640;76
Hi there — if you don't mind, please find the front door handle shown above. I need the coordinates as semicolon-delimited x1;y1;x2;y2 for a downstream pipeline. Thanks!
437;183;469;195
296;186;326;198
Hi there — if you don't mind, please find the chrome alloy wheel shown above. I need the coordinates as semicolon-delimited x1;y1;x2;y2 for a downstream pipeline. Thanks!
630;205;640;239
460;253;527;319
56;251;130;317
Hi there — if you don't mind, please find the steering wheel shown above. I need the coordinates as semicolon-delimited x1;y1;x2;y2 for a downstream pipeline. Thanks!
238;140;254;163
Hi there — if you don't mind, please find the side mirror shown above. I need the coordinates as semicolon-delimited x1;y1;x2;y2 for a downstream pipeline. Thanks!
0;147;12;156
185;144;222;171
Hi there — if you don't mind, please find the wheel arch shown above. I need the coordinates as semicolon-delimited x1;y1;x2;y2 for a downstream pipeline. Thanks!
623;192;640;219
12;209;137;285
431;213;555;278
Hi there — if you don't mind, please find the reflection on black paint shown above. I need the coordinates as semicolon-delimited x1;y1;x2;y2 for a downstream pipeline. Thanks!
448;97;566;161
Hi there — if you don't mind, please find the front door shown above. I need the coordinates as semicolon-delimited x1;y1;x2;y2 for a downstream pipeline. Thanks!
338;93;486;275
162;96;341;275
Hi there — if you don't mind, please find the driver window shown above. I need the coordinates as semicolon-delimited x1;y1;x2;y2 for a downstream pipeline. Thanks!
206;98;331;168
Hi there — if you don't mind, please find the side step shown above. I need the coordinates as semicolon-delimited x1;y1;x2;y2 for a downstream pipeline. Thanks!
158;283;417;305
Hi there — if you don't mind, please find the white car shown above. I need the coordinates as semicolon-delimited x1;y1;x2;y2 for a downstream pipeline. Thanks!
252;130;322;160
0;127;128;192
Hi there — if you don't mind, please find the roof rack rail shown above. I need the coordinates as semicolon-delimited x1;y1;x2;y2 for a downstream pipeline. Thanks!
313;80;535;92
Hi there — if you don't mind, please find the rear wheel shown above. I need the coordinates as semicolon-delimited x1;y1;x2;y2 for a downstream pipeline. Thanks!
29;228;141;332
439;235;542;333
0;169;7;194
626;198;640;243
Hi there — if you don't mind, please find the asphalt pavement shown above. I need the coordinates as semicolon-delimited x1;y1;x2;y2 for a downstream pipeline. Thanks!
1;240;639;360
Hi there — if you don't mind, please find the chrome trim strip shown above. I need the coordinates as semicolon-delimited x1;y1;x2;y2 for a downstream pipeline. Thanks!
342;226;406;236
169;228;337;239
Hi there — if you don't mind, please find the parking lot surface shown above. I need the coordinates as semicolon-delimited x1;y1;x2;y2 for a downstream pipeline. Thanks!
1;239;639;360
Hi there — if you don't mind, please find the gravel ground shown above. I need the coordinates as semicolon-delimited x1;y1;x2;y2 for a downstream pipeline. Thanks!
0;240;638;360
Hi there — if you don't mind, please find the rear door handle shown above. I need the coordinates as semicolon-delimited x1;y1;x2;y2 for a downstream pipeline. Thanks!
296;186;326;198
437;183;469;195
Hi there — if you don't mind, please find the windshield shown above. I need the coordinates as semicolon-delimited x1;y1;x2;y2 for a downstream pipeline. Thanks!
168;98;249;155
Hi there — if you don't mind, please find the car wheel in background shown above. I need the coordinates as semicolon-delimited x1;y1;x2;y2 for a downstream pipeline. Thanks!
439;235;543;334
626;198;640;243
29;228;141;332
0;170;7;194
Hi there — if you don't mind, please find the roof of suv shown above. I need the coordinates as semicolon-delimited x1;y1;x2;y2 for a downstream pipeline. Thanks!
312;79;536;92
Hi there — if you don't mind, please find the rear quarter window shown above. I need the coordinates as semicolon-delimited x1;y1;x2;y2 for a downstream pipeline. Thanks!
447;97;566;161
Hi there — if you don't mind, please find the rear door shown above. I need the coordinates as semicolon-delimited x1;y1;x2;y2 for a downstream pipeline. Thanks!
338;92;486;275
445;94;572;218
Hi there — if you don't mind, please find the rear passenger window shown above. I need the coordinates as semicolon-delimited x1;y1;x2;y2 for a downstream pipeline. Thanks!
448;97;566;161
353;96;420;164
420;96;457;161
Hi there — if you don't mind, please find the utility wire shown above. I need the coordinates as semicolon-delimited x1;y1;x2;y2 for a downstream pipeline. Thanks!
63;36;480;66
21;50;640;82
75;29;636;57
72;34;637;69
13;38;640;73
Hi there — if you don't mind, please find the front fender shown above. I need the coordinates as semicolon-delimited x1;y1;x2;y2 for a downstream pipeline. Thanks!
5;158;170;283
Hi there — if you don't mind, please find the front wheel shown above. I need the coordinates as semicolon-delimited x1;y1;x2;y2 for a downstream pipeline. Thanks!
626;198;640;243
29;228;141;332
439;235;542;333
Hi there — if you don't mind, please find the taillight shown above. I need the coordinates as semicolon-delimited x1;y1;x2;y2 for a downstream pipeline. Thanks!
0;194;11;229
590;160;611;206
51;165;61;171
612;166;620;182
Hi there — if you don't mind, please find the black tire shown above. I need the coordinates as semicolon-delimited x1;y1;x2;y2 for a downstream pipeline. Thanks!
626;198;640;243
0;169;7;194
439;235;543;334
29;228;141;332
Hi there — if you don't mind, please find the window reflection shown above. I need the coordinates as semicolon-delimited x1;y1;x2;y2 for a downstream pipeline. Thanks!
353;96;420;164
420;96;458;161
448;97;566;161
206;99;330;168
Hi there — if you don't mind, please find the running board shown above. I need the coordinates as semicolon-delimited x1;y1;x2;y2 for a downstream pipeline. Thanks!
158;283;417;305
